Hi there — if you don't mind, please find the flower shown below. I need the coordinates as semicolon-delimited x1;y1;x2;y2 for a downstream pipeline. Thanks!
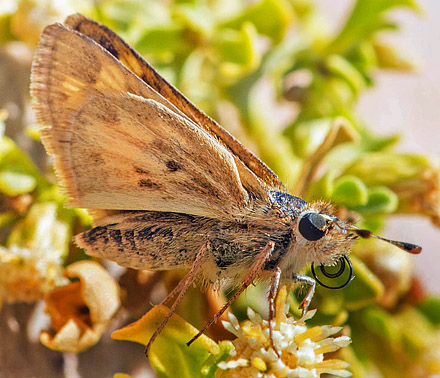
0;202;69;305
40;260;120;353
0;244;66;304
216;286;352;378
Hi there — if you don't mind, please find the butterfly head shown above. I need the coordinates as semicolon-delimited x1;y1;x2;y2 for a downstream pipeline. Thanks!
294;204;356;268
294;201;422;270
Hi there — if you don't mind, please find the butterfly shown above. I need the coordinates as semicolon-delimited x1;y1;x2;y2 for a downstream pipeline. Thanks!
30;14;422;355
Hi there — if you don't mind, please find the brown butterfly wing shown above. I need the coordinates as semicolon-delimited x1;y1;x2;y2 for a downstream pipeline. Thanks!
64;13;285;191
31;23;260;220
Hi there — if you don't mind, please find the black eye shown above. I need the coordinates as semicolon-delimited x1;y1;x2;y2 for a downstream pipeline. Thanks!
298;212;327;241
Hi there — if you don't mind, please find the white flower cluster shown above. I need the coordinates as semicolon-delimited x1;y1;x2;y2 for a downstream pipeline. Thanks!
217;288;352;378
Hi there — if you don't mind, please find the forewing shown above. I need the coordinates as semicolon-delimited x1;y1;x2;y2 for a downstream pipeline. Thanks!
31;23;251;219
31;23;190;140
64;14;285;191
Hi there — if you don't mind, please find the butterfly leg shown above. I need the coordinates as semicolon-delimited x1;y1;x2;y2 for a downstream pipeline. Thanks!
145;241;209;356
293;274;316;316
268;267;281;357
160;269;191;306
186;241;275;346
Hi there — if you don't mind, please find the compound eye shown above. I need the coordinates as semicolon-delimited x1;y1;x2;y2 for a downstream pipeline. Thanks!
298;212;327;241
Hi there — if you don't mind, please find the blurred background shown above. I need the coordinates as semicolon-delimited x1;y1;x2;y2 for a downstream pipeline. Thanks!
318;0;439;294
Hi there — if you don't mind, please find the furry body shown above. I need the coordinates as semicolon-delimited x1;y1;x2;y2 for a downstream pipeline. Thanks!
77;191;353;287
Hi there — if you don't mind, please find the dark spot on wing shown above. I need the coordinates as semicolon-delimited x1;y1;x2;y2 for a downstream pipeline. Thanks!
161;228;174;238
108;229;124;253
166;160;181;172
123;229;137;252
137;226;155;241
108;229;122;244
135;166;150;175
150;138;166;151
81;226;108;245
139;179;160;189
88;152;105;165
84;73;97;84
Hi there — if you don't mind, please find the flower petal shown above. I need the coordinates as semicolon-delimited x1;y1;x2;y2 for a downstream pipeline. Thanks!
40;261;120;353
112;304;219;354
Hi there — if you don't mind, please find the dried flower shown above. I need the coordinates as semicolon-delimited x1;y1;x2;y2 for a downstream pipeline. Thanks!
40;260;120;353
216;286;352;378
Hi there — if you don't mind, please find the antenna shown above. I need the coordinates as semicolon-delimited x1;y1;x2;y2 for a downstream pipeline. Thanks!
348;227;422;254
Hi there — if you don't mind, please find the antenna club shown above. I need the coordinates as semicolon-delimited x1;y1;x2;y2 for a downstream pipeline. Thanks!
349;227;422;255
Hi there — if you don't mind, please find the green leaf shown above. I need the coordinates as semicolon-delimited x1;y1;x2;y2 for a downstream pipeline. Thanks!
324;143;366;176
338;346;366;378
174;4;214;37
0;136;46;194
288;118;334;158
134;25;186;56
306;170;336;202
324;55;367;95
344;153;430;187
338;256;385;310
361;306;400;345
350;306;417;377
394;307;434;355
230;283;268;322
221;0;293;42
178;49;214;110
418;297;440;326
112;305;222;378
97;0;149;31
330;175;368;208
0;170;36;196
325;76;356;107
345;152;438;219
305;308;349;328
215;23;260;78
358;216;384;234
243;74;302;186
200;341;234;377
327;0;421;55
354;186;398;216
346;41;378;79
373;40;416;71
360;133;400;152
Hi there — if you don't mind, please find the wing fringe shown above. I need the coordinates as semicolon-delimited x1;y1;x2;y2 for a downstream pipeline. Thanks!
31;24;82;206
